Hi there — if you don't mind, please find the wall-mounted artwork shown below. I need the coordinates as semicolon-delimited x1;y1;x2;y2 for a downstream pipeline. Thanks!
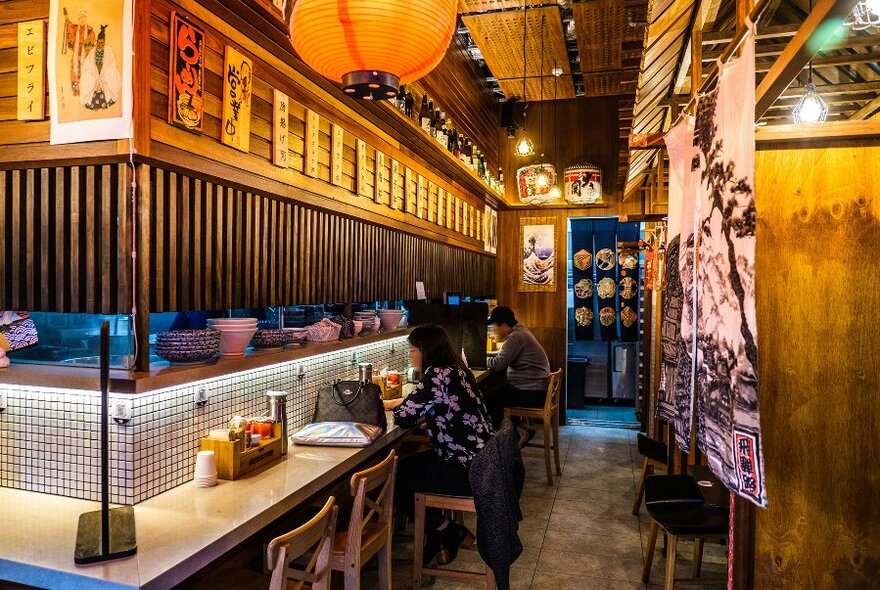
516;164;556;205
48;0;133;144
17;20;46;121
564;164;602;205
272;89;288;166
519;217;557;292
483;205;497;254
168;12;204;133
221;46;252;152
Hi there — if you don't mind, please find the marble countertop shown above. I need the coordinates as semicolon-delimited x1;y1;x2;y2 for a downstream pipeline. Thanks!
0;419;408;590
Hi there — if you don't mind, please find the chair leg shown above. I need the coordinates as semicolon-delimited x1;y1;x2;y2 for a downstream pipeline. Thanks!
664;533;677;590
378;532;392;590
542;418;553;486
632;458;649;515
344;560;361;590
485;561;497;590
552;412;562;476
413;494;425;589
693;537;704;578
642;520;658;583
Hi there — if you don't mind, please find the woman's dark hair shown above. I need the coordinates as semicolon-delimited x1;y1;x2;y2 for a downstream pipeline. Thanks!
408;324;467;373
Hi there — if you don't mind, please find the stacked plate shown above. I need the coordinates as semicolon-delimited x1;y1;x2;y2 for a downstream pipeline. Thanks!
251;328;290;350
377;309;405;331
206;318;257;357
353;311;378;334
155;329;220;365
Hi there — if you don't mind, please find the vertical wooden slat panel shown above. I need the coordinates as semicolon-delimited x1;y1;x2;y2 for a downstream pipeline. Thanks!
118;164;130;316
0;172;7;307
261;197;270;305
10;171;21;307
214;184;224;309
225;186;235;309
180;175;191;310
54;168;65;311
101;165;112;313
68;168;80;312
167;171;177;310
23;170;35;310
204;182;214;310
135;164;152;371
84;166;96;313
291;203;299;304
193;179;203;311
40;168;50;310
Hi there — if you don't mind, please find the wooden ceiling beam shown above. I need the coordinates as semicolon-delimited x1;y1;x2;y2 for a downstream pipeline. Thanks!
701;23;800;44
849;94;880;119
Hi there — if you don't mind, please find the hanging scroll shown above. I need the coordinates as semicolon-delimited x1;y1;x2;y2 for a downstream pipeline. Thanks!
220;46;252;152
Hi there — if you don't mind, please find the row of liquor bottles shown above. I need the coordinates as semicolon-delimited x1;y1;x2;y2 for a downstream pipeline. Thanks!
393;87;503;195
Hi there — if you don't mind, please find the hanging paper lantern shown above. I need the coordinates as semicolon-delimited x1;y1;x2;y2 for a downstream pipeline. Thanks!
290;0;457;100
564;164;602;205
517;164;556;205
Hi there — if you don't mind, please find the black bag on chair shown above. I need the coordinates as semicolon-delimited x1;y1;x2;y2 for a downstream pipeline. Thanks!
313;380;387;430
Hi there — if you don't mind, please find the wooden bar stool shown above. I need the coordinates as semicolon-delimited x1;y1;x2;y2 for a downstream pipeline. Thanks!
412;493;496;590
329;450;398;590
632;432;669;515
266;496;338;590
504;369;563;485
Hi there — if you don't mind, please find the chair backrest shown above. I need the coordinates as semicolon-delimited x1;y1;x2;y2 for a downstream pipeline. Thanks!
543;369;563;415
637;432;668;464
267;496;338;590
347;449;398;550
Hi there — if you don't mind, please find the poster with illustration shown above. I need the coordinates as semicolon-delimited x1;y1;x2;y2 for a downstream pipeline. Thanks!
168;11;205;132
48;0;132;144
483;205;497;254
519;218;556;292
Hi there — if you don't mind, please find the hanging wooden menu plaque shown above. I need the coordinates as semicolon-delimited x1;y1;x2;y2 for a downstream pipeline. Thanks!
357;139;370;197
463;203;470;236
272;90;289;167
168;12;204;132
304;109;319;177
453;197;461;232
446;194;454;229
416;175;427;219
436;188;445;227
476;208;482;241
427;181;437;223
331;124;344;186
405;168;416;215
221;46;252;152
391;159;402;209
470;205;477;238
375;151;388;205
17;20;46;121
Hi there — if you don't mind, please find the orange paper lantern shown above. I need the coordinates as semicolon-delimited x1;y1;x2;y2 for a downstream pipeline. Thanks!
290;0;457;100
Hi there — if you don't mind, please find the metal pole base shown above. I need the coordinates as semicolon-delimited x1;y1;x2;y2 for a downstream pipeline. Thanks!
74;506;137;565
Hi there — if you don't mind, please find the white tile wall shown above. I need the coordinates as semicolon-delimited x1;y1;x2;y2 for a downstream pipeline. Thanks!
0;336;409;504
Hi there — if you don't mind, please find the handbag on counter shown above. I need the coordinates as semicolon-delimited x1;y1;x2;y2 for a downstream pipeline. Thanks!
0;311;39;352
313;380;387;429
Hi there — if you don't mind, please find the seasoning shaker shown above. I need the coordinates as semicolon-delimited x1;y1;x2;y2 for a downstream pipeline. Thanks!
358;362;373;384
266;391;289;455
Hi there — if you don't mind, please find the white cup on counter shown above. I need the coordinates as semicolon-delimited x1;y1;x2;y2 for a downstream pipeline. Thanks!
194;450;218;488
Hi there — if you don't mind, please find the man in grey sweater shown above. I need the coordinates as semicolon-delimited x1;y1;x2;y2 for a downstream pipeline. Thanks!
484;306;550;425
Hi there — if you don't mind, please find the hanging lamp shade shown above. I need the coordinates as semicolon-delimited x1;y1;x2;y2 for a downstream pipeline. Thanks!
290;0;457;100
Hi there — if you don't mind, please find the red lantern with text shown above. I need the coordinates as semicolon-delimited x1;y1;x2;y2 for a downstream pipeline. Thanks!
290;0;457;100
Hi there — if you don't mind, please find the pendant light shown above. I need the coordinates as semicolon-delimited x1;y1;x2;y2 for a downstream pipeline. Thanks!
290;0;457;100
847;0;880;30
548;60;562;200
515;0;535;156
792;0;828;123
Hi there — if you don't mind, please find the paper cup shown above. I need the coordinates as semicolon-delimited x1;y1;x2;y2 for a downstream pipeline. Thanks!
194;450;217;478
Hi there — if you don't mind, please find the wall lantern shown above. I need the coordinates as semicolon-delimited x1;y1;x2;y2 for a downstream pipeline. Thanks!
290;0;457;100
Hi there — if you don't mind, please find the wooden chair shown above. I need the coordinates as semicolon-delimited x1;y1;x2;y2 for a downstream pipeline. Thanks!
267;496;338;590
329;450;398;590
504;369;563;485
412;493;495;590
632;432;669;515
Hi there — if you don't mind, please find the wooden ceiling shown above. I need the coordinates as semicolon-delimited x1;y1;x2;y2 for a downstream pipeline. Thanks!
625;0;880;198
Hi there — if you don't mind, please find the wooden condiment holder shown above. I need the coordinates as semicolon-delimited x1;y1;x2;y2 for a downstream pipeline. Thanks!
199;423;283;480
373;376;403;400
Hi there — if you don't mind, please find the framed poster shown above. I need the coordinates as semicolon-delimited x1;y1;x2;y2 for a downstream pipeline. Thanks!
167;12;204;132
519;217;557;292
272;89;288;166
221;46;252;152
483;205;497;254
48;0;133;144
17;20;46;120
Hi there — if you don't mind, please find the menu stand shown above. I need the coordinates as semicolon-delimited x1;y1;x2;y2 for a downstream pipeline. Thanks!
74;321;137;564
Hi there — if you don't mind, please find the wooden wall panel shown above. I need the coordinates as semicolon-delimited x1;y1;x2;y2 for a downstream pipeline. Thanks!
751;141;880;588
0;164;131;314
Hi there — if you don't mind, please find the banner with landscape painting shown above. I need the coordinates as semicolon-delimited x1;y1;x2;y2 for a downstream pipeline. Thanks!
519;218;556;293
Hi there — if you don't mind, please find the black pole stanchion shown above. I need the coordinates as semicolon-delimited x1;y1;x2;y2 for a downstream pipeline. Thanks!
74;321;137;564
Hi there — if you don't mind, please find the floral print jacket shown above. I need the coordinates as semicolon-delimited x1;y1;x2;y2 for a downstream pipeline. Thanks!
393;365;495;467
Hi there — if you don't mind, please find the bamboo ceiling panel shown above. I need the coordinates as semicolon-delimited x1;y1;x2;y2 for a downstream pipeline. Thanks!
496;75;576;101
462;7;570;87
573;0;625;72
458;0;551;12
581;71;639;97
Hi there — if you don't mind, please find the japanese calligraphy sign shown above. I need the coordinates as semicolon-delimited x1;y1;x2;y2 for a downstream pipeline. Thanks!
17;20;46;121
375;150;388;205
405;167;416;215
445;193;454;229
356;139;370;198
221;46;252;153
390;159;402;210
167;12;204;132
416;175;426;219
427;181;436;223
273;89;289;167
304;109;319;177
331;124;344;186
483;205;497;254
436;188;445;227
476;208;482;241
454;197;462;233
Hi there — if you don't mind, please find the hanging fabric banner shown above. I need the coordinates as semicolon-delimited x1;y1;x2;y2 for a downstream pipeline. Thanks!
617;223;640;342
658;116;695;427
570;219;595;340
693;24;766;507
593;219;618;341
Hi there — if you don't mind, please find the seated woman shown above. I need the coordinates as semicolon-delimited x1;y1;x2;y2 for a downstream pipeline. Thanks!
384;324;494;565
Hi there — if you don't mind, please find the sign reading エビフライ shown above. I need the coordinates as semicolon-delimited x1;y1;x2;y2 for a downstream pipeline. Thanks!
17;20;46;121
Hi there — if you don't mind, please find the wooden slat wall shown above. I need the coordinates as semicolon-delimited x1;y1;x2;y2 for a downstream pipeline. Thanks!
0;164;132;313
147;166;496;312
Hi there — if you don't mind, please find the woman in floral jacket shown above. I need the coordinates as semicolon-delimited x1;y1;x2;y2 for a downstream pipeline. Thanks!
384;324;494;565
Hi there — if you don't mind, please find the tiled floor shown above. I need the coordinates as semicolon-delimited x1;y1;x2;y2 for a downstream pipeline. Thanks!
361;425;728;590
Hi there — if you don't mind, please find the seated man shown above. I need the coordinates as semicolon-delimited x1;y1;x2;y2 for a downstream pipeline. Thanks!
484;306;550;427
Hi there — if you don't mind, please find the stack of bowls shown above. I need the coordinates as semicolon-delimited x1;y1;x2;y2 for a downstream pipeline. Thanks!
377;310;405;331
206;318;257;357
354;311;377;334
155;329;220;365
251;328;289;350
